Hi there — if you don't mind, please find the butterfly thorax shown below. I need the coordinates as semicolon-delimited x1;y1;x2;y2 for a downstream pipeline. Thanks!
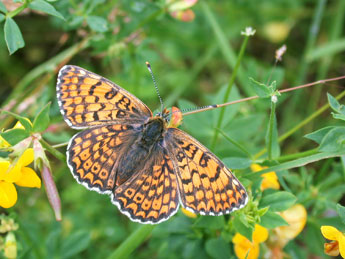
115;117;166;185
141;117;166;146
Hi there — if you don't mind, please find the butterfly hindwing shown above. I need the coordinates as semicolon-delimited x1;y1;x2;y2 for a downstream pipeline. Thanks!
166;128;248;215
67;124;139;193
113;147;179;224
57;65;152;129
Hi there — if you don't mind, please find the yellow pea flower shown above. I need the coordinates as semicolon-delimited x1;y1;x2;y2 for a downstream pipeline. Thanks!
263;22;291;43
321;226;345;258
0;148;41;208
251;164;280;190
274;204;307;247
181;207;197;218
232;224;268;259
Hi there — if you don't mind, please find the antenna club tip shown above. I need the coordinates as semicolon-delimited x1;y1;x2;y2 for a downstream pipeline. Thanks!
146;61;151;67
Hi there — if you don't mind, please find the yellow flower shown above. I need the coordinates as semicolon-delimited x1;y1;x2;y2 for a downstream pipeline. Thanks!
232;224;268;259
321;226;345;258
274;204;307;247
250;164;280;190
0;121;27;148
263;22;291;43
4;232;17;259
181;207;197;218
0;148;41;208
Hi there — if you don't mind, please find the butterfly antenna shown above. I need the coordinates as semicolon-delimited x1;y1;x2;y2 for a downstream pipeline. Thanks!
146;62;164;113
181;104;218;114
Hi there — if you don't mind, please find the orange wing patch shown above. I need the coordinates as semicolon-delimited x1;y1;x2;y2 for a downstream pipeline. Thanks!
167;128;248;215
113;149;179;224
67;124;138;193
57;65;152;129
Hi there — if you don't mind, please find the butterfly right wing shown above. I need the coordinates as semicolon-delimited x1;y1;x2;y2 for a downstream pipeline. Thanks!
166;128;248;216
57;65;152;129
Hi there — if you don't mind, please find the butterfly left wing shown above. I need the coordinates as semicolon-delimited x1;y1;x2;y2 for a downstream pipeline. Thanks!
166;128;248;216
112;147;179;224
67;124;141;194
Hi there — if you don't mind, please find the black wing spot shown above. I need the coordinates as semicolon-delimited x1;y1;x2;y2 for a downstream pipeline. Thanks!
105;88;117;99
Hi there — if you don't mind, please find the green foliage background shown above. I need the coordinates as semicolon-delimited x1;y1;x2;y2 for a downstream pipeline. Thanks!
0;0;345;258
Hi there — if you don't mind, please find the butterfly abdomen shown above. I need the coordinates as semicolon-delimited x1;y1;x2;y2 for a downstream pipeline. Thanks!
116;118;166;185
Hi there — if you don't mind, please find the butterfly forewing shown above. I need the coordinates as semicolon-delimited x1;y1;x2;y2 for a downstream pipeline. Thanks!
166;128;248;215
57;65;152;129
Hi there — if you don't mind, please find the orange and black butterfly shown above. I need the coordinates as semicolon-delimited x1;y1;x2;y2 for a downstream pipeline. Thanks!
56;65;248;224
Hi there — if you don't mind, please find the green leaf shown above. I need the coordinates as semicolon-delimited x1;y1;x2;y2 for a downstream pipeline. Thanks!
249;77;271;98
193;216;225;230
86;16;108;32
60;230;91;258
246;151;345;178
4;17;25;54
0;14;5;23
205;237;231;259
327;93;341;112
0;128;30;146
233;213;254;241
266;102;280;159
333;113;345;121
223;157;252;169
29;0;65;20
304;126;335;144
259;191;296;212
319;127;345;152
260;211;288;229
0;1;7;13
336;204;345;225
33;103;51;132
1;111;32;132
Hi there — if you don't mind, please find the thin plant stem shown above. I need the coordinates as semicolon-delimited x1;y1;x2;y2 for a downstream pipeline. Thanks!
200;1;250;95
107;224;155;259
217;128;252;158
210;35;250;150
310;0;345;117
6;0;29;18
40;138;66;162
267;100;277;160
182;75;345;116
276;148;319;163
52;142;69;148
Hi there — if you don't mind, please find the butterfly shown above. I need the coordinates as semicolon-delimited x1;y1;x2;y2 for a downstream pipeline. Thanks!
56;65;248;224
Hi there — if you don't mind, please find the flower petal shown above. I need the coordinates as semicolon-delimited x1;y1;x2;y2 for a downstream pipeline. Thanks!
250;164;265;172
321;226;341;241
0;135;11;148
275;204;307;246
15;167;41;188
324;241;340;256
0;161;22;183
0;182;17;208
261;172;280;190
0;161;10;180
338;232;345;258
181;207;197;218
253;224;268;243
18;148;34;167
